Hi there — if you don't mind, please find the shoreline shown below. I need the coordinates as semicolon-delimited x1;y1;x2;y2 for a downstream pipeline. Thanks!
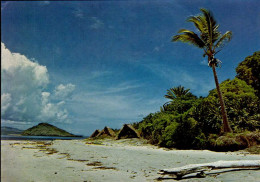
1;139;260;182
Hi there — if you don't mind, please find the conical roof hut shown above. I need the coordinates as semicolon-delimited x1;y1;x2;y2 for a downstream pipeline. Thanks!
90;129;100;138
116;124;141;140
96;126;116;138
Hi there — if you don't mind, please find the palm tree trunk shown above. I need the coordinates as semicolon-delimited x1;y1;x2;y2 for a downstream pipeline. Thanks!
211;64;232;133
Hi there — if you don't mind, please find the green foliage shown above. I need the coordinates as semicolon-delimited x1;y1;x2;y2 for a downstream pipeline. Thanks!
207;78;259;131
236;51;260;97
169;116;204;149
190;98;222;134
138;112;176;144
161;121;179;147
162;85;197;114
164;85;194;100
173;8;233;133
135;52;259;150
163;97;197;114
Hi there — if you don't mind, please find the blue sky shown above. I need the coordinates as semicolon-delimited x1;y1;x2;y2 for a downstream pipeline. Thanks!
1;0;260;135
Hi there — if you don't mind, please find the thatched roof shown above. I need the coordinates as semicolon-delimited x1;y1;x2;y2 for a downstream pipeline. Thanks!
116;124;140;140
90;129;101;138
96;126;116;138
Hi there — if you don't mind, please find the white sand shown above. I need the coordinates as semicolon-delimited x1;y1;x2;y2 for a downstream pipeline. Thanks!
1;139;260;182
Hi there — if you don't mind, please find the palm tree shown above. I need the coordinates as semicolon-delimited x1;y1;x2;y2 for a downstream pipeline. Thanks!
163;86;192;110
162;86;196;113
172;8;232;133
164;85;191;100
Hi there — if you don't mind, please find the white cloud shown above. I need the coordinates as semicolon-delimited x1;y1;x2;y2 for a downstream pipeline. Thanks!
1;42;75;124
1;43;49;91
54;83;75;98
1;93;12;115
1;119;33;130
90;17;104;29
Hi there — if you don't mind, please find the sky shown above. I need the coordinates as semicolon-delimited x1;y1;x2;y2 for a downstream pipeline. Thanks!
1;0;260;135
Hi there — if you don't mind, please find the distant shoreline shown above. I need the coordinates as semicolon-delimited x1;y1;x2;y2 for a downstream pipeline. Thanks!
1;135;87;141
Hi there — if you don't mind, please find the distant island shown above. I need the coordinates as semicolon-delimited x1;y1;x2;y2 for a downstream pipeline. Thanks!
22;123;81;137
1;126;23;135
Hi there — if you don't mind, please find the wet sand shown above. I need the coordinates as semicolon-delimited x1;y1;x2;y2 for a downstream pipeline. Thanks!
1;138;260;182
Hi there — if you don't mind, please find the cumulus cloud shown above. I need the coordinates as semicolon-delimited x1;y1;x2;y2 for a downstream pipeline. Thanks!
1;42;75;124
54;84;75;98
1;93;12;115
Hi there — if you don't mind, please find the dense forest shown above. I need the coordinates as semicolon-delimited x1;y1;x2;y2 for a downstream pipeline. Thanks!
133;51;260;151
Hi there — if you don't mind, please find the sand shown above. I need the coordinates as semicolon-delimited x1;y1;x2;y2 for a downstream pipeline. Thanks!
1;138;260;182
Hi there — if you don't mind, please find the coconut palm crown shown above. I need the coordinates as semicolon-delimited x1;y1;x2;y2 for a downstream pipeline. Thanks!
172;8;233;133
164;85;191;100
173;8;232;65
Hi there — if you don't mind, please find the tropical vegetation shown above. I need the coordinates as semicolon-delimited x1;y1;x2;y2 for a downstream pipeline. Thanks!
133;51;260;151
173;8;233;133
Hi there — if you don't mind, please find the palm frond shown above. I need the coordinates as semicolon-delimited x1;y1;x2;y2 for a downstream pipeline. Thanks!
187;16;205;33
214;31;232;50
172;29;205;48
164;89;176;100
200;8;219;45
165;86;191;100
172;8;232;59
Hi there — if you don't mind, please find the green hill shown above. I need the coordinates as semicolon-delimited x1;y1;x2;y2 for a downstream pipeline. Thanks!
22;123;79;137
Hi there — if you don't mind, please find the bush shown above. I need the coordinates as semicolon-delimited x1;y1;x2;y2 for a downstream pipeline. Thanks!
207;78;259;132
209;130;260;152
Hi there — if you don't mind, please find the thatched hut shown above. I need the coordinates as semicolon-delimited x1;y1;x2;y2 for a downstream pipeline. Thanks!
116;124;141;140
96;126;116;138
90;129;100;138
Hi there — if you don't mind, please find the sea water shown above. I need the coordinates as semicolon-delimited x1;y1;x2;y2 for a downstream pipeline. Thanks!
1;135;88;141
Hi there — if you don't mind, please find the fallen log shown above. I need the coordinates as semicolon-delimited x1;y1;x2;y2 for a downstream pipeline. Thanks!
158;160;260;179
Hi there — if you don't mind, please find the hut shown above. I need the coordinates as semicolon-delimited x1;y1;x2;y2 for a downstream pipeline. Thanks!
90;129;100;138
96;126;116;138
116;124;141;140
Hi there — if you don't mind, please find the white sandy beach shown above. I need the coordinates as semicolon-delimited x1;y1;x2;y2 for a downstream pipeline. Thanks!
1;138;260;182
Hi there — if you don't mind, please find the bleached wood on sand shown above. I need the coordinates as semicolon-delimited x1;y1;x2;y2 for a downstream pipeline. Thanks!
158;160;260;179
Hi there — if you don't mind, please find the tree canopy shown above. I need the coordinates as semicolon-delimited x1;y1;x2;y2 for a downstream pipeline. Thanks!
236;51;260;97
172;8;233;133
135;52;259;150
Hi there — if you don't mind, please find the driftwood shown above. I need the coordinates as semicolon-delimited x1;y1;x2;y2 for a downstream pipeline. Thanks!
158;160;260;179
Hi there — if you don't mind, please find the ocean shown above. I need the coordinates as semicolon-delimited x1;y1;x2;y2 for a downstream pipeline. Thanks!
1;135;88;141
